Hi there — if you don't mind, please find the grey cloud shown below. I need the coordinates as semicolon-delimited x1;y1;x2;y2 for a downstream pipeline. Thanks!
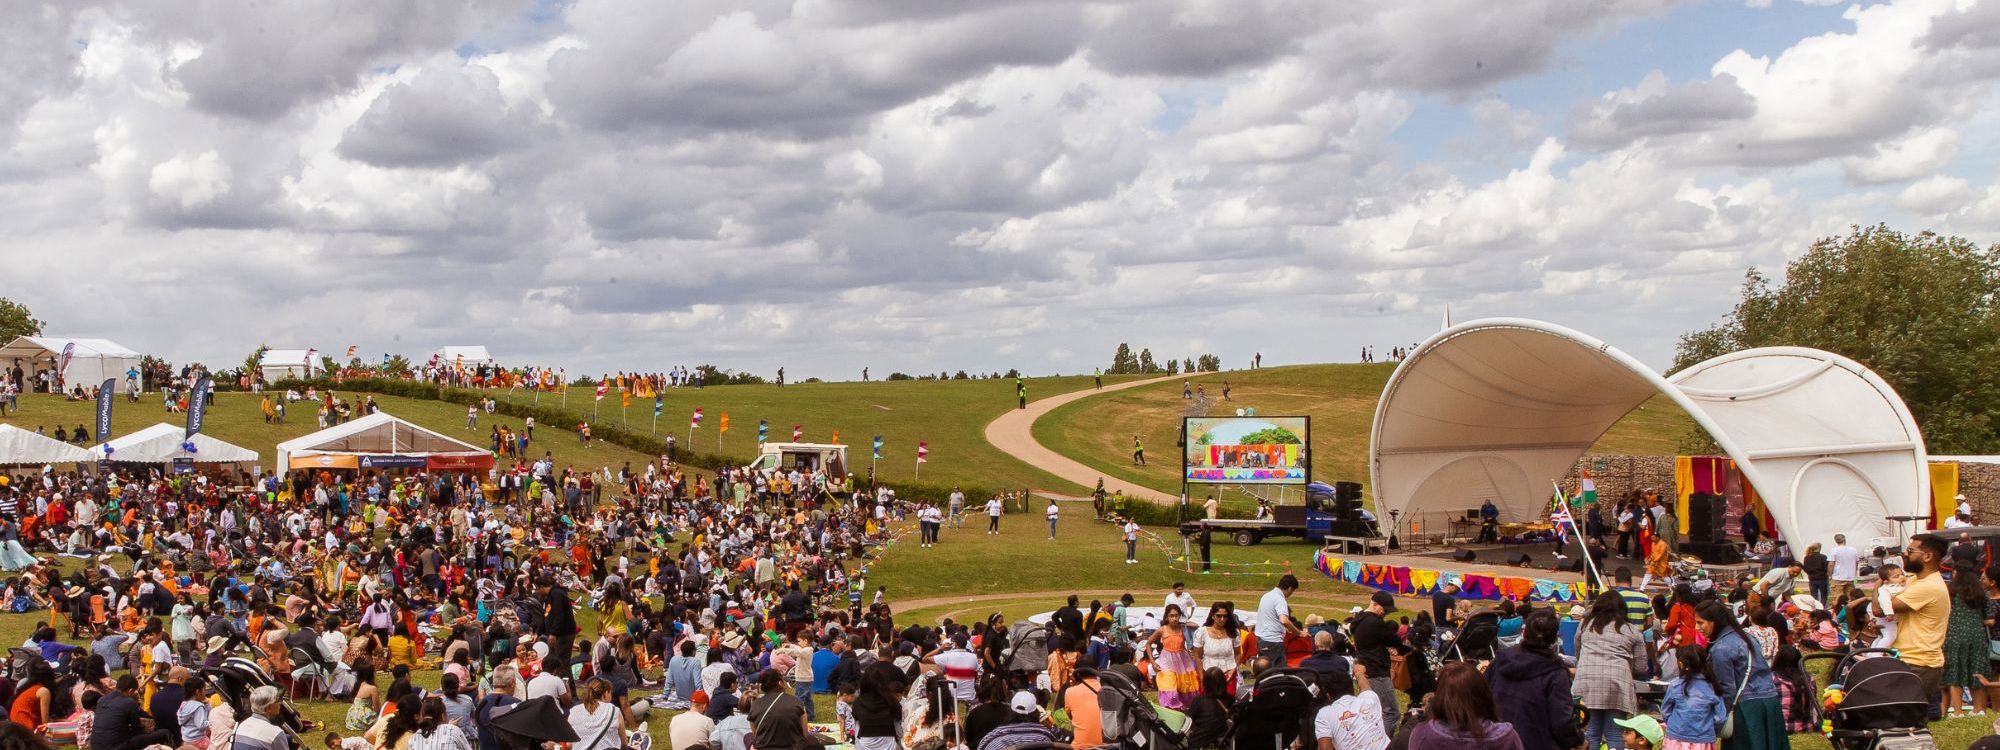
1568;73;1755;149
0;3;80;147
1086;0;1331;77
1317;0;1682;95
132;0;530;120
338;62;542;168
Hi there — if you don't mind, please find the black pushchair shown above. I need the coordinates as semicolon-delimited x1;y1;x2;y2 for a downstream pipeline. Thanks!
1229;668;1318;750
1094;669;1185;750
1807;648;1934;750
199;657;308;741
1436;611;1500;665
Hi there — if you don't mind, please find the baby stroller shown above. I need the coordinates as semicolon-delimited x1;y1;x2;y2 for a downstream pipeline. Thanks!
199;657;308;742
1094;670;1185;750
1230;668;1318;750
1435;611;1500;665
1808;648;1934;750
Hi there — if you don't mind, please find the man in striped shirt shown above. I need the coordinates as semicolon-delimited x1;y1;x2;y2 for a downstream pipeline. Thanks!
1611;567;1654;627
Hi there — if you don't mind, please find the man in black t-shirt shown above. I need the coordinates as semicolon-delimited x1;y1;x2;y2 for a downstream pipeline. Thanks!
1430;582;1459;626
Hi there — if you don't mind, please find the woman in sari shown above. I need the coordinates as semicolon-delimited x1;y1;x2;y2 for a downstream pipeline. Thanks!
1145;604;1201;709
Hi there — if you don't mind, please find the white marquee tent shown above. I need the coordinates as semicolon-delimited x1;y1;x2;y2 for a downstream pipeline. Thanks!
275;411;491;471
0;337;144;394
103;423;259;465
432;346;494;367
0;424;99;465
258;349;318;382
1369;318;1930;551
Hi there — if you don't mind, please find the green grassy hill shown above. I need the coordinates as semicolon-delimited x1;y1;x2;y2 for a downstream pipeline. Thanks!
1032;363;1696;505
483;375;1147;494
0;391;662;475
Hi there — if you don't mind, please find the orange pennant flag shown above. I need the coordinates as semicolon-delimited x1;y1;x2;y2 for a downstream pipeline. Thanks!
720;413;730;433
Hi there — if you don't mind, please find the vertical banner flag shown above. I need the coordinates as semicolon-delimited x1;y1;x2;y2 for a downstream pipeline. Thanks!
96;378;115;446
792;424;803;441
691;408;703;429
872;436;883;460
831;429;841;444
758;420;768;443
653;394;664;417
184;374;212;452
345;345;357;358
56;343;75;385
622;389;631;408
720;413;730;433
917;441;929;463
595;379;610;401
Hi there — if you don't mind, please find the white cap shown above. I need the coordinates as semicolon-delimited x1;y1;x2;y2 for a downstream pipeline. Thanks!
1009;690;1039;716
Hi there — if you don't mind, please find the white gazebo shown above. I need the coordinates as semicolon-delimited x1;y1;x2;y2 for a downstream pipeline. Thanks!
0;336;144;394
275;411;492;472
0;424;99;465
102;423;260;467
432;346;495;367
258;349;318;382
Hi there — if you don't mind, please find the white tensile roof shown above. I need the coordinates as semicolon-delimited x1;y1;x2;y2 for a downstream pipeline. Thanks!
102;423;259;464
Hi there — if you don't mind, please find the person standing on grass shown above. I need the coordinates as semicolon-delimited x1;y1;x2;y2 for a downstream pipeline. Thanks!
985;495;1002;535
1046;499;1059;540
1132;435;1145;466
949;487;965;529
1254;575;1302;666
1801;543;1830;605
1122;518;1141;564
1829;534;1861;602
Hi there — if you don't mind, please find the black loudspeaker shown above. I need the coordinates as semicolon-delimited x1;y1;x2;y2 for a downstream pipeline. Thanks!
1683;540;1743;565
1334;482;1363;501
1687;492;1726;544
1452;548;1478;563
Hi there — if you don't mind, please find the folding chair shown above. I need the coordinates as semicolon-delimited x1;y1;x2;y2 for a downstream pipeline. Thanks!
287;647;332;700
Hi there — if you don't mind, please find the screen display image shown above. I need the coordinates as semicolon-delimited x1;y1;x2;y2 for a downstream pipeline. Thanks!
1183;416;1309;484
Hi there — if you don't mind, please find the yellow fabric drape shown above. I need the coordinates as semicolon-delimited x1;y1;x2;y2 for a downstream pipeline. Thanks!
1674;456;1695;534
1931;462;1960;527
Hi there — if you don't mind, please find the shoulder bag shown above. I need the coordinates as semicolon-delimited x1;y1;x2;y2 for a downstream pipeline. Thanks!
1716;632;1754;740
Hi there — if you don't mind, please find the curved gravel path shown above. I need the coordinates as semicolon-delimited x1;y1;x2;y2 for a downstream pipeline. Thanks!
983;374;1182;503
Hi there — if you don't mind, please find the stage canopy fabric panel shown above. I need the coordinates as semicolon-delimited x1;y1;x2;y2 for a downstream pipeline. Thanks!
103;423;260;464
1371;318;1930;550
0;424;99;465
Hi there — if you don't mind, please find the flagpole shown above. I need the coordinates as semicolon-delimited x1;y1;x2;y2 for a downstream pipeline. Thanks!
914;457;920;480
1554;480;1605;593
651;412;658;436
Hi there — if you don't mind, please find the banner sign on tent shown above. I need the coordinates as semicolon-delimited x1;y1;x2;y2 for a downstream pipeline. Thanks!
56;343;74;386
95;378;115;444
185;374;212;440
290;454;359;471
426;454;494;471
357;455;428;469
171;458;194;475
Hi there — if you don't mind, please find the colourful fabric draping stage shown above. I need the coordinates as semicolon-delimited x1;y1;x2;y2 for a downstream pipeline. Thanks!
1673;455;1775;537
1930;461;1959;528
1312;549;1591;603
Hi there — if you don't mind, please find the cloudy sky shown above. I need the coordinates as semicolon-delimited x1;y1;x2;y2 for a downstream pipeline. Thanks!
2;0;1996;380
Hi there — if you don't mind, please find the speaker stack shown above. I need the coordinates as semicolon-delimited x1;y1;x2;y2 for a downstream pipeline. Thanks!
1329;482;1376;538
1681;491;1742;564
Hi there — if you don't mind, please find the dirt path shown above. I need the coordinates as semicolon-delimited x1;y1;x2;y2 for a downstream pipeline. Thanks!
984;374;1182;503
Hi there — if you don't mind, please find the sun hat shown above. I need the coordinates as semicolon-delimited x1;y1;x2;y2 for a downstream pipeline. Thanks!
1612;715;1664;746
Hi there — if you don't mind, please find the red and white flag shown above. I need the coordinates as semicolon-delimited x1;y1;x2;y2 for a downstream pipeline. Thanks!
594;379;609;401
691;408;703;429
345;345;357;358
792;424;803;441
917;441;929;464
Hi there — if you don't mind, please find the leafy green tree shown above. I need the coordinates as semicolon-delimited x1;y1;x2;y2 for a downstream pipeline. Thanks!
1184;357;1197;373
1110;343;1137;374
0;298;43;342
1167;359;1179;375
382;355;413;376
1197;354;1221;371
1675;224;2000;453
242;345;269;381
1138;348;1158;373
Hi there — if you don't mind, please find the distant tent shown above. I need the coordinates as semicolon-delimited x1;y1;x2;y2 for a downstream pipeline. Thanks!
432;346;495;366
275;411;492;473
0;424;99;465
257;349;317;382
0;336;144;394
102;423;259;465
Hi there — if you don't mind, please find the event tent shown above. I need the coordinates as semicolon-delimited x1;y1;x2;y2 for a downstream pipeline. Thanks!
432;346;494;366
257;349;318;382
275;411;492;472
102;423;259;465
0;424;99;465
1369;318;1929;551
0;336;143;394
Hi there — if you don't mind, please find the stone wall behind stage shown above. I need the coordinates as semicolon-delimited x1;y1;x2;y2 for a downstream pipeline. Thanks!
1566;454;1677;502
1957;461;2000;521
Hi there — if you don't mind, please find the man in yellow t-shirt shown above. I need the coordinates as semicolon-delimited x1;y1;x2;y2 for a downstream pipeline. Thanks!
1892;535;1950;707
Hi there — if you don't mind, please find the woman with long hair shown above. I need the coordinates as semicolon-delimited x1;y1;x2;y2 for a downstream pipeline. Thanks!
345;661;380;731
1942;563;1992;716
1694;599;1783;750
1184;668;1234;750
1662;583;1702;651
1574;591;1646;750
1194;606;1243;694
1146;604;1201;709
378;694;424;750
1403;662;1522;750
567;678;633;750
1769;646;1819;733
1484;610;1580;750
8;662;55;731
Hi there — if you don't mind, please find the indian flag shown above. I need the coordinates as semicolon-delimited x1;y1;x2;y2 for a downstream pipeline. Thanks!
1579;474;1599;506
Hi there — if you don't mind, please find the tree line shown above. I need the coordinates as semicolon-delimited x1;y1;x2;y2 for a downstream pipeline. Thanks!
1107;343;1220;375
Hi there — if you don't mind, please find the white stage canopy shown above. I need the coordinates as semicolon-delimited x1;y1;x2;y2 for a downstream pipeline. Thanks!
1370;318;1930;550
103;423;259;464
258;349;318;382
0;336;144;394
0;424;99;465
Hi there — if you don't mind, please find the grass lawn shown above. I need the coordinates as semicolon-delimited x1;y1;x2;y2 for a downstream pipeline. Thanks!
1032;364;1697;508
0;392;664;478
483;375;1147;495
